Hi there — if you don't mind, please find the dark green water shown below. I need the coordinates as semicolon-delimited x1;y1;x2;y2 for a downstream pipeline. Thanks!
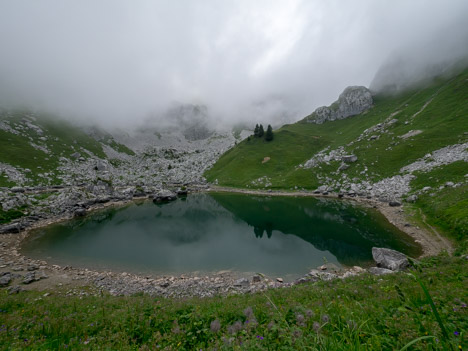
21;193;421;279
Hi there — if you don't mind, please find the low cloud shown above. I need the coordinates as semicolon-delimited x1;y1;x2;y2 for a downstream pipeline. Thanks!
0;0;467;128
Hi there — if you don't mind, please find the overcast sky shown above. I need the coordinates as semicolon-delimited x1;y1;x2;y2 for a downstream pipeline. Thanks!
0;0;467;128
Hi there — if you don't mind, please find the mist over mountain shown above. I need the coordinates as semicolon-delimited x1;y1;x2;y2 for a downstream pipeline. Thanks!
0;1;467;129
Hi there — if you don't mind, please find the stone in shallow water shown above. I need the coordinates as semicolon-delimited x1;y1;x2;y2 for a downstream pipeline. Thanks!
153;190;177;203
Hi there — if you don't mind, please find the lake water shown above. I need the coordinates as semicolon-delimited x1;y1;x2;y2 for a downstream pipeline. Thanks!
21;193;421;279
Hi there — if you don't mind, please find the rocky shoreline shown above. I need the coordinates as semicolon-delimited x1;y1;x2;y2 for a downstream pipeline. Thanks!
0;184;454;298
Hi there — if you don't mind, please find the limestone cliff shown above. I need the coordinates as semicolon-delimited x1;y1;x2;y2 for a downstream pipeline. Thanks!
303;86;373;124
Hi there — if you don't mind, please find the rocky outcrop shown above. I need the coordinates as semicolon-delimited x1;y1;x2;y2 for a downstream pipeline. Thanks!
304;86;373;124
372;247;409;271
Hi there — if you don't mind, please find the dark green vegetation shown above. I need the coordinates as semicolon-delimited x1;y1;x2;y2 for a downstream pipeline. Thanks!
0;255;466;350
0;207;25;224
0;110;133;185
205;69;468;189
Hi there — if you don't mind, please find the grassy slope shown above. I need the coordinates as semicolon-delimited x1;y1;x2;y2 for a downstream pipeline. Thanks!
0;255;466;350
0;111;133;185
205;69;468;189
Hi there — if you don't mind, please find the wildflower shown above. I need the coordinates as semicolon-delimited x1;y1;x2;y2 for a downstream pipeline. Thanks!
245;318;258;329
171;321;181;334
306;309;314;318
321;314;329;323
227;321;242;335
293;329;302;339
210;319;221;333
296;313;305;327
454;331;460;336
243;307;254;319
313;322;321;333
256;335;264;340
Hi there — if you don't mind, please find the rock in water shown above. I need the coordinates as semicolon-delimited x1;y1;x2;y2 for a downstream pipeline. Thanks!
153;190;177;203
372;247;409;271
74;208;87;217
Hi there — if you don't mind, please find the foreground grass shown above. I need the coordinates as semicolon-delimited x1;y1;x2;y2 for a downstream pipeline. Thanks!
0;255;466;350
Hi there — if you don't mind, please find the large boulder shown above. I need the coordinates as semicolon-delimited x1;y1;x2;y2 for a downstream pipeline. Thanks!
153;190;177;203
372;247;409;271
0;222;22;234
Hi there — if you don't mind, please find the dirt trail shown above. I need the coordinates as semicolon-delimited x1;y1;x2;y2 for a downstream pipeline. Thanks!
418;208;453;255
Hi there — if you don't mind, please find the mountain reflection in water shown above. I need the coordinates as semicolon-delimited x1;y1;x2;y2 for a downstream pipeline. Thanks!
21;193;421;278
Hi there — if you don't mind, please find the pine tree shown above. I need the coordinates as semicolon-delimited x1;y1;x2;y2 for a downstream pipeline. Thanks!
265;124;273;141
254;124;259;137
258;124;265;137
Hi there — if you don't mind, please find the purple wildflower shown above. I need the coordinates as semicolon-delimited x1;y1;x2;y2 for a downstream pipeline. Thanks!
210;319;221;333
454;331;460;336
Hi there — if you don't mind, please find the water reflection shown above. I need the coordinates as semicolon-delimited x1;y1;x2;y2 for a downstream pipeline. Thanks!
21;193;421;278
211;193;421;266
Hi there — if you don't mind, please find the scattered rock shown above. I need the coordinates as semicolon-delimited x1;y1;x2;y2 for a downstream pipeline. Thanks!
0;273;12;287
342;155;358;163
338;163;349;171
389;201;401;207
406;195;418;203
276;277;283;283
71;152;81;159
11;186;25;193
368;267;394;275
252;275;261;283
234;278;250;287
7;285;22;294
22;272;36;284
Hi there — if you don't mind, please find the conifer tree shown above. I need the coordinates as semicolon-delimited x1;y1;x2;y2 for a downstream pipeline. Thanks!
265;124;273;141
254;124;259;137
258;124;265;137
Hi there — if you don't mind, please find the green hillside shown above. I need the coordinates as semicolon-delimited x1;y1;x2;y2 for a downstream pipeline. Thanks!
205;69;468;190
0;110;132;186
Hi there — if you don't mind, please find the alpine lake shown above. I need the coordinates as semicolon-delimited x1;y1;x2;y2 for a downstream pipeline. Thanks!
21;193;421;281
